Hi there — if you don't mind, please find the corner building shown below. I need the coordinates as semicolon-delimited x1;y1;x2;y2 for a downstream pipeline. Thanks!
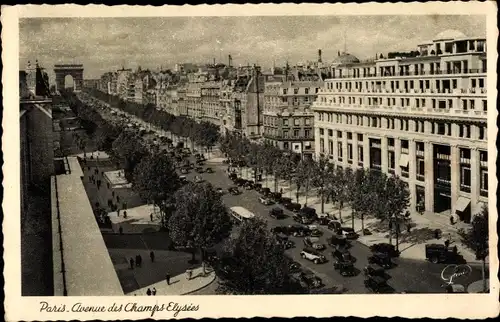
312;30;488;222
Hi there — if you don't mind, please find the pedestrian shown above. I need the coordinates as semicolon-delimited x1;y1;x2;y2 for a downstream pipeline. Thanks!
150;250;155;262
137;254;142;267
146;288;151;296
130;258;135;269
135;255;140;267
119;226;123;235
150;213;153;222
280;188;283;195
450;215;455;225
166;273;171;285
406;223;411;233
152;287;157;296
117;209;120;217
444;239;450;249
123;211;127;219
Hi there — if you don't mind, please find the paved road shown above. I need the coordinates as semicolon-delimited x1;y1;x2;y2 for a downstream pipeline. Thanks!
184;159;486;294
80;93;487;294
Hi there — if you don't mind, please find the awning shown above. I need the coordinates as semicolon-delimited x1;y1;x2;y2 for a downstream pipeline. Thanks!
455;197;471;212
399;154;409;167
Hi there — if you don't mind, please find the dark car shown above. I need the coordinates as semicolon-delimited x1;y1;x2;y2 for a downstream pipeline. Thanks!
288;260;302;273
299;206;317;220
327;220;342;232
332;249;354;268
294;272;323;289
368;252;393;269
244;181;255;190
288;225;309;237
364;276;393;294
293;215;314;225
285;202;302;212
340;227;359;240
271;226;290;235
275;234;294;249
329;234;349;248
260;187;271;196
363;264;386;278
254;183;263;192
269;207;285;219
196;159;205;165
195;167;204;173
228;187;241;195
338;262;356;277
425;243;459;264
270;192;282;202
228;173;238;181
205;167;214;173
370;243;400;258
280;197;292;205
236;178;247;187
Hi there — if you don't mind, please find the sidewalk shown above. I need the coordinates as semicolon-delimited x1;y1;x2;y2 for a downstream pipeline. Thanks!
126;267;216;296
232;163;482;264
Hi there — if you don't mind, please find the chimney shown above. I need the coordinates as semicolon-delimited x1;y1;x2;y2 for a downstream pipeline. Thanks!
318;49;322;63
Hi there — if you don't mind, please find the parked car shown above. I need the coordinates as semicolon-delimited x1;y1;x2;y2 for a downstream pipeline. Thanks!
332;249;354;268
425;243;459;264
294;272;323;289
317;213;332;225
195;167;204;173
288;260;302;273
304;237;326;251
299;206;317;220
275;233;294;249
228;187;241;195
340;227;359;240
259;196;275;205
280;197;292;205
293;215;314;225
327;220;342;232
269;207;285;219
363;264;386;278
368;252;394;269
285;202;302;212
179;175;188;184
260;187;271;196
228;173;238;181
288;225;309;237
194;176;203;183
180;168;189;174
300;248;327;264
364;276;393;294
270;192;282;202
370;243;400;258
216;187;224;195
196;159;205;165
254;183;263;192
271;226;290;235
328;234;349;248
244;182;254;190
236;178;247;187
205;167;214;173
338;262;357;277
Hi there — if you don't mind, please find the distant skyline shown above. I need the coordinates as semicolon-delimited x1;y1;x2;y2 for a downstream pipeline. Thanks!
20;15;486;81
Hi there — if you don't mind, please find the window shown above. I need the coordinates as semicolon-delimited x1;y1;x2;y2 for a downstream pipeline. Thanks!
305;118;311;126
283;130;289;138
293;129;300;137
283;119;289;126
347;144;353;160
347;132;353;140
358;146;364;162
479;78;484;88
283;89;288;95
460;165;471;189
283;142;289;149
328;140;333;155
357;134;363;142
305;88;309;94
437;123;446;135
294;118;300;126
282;97;287;103
479;126;486;140
305;129;311;138
337;142;343;160
416;158;425;181
470;100;475;110
337;131;343;138
319;128;324;135
483;100;487;111
328;129;333;137
388;151;395;169
462;99;468;110
388;137;395;147
294;88;299;95
471;79;477;88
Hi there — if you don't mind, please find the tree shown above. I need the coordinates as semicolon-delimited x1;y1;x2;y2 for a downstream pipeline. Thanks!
380;175;410;248
111;131;149;181
133;153;180;226
328;167;354;223
294;158;314;205
168;182;232;273
458;205;489;293
214;218;297;294
310;156;335;214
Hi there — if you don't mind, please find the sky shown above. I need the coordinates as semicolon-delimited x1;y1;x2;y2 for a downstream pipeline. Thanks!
19;15;486;81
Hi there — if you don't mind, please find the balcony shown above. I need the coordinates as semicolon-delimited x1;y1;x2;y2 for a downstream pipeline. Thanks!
358;161;363;167
416;174;425;181
401;148;409;154
388;168;395;175
436;153;450;161
416;150;424;157
480;189;488;197
401;170;409;178
480;160;488;167
328;69;486;79
436;178;451;186
460;158;471;164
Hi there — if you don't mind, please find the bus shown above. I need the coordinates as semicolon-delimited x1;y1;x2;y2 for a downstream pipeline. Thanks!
229;206;256;222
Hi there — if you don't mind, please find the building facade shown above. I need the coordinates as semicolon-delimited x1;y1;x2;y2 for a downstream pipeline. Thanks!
264;80;323;159
312;30;487;221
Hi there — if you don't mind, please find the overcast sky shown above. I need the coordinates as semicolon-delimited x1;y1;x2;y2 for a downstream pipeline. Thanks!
20;15;485;80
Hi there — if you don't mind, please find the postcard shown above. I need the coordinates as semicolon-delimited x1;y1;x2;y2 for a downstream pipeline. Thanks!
2;2;499;320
